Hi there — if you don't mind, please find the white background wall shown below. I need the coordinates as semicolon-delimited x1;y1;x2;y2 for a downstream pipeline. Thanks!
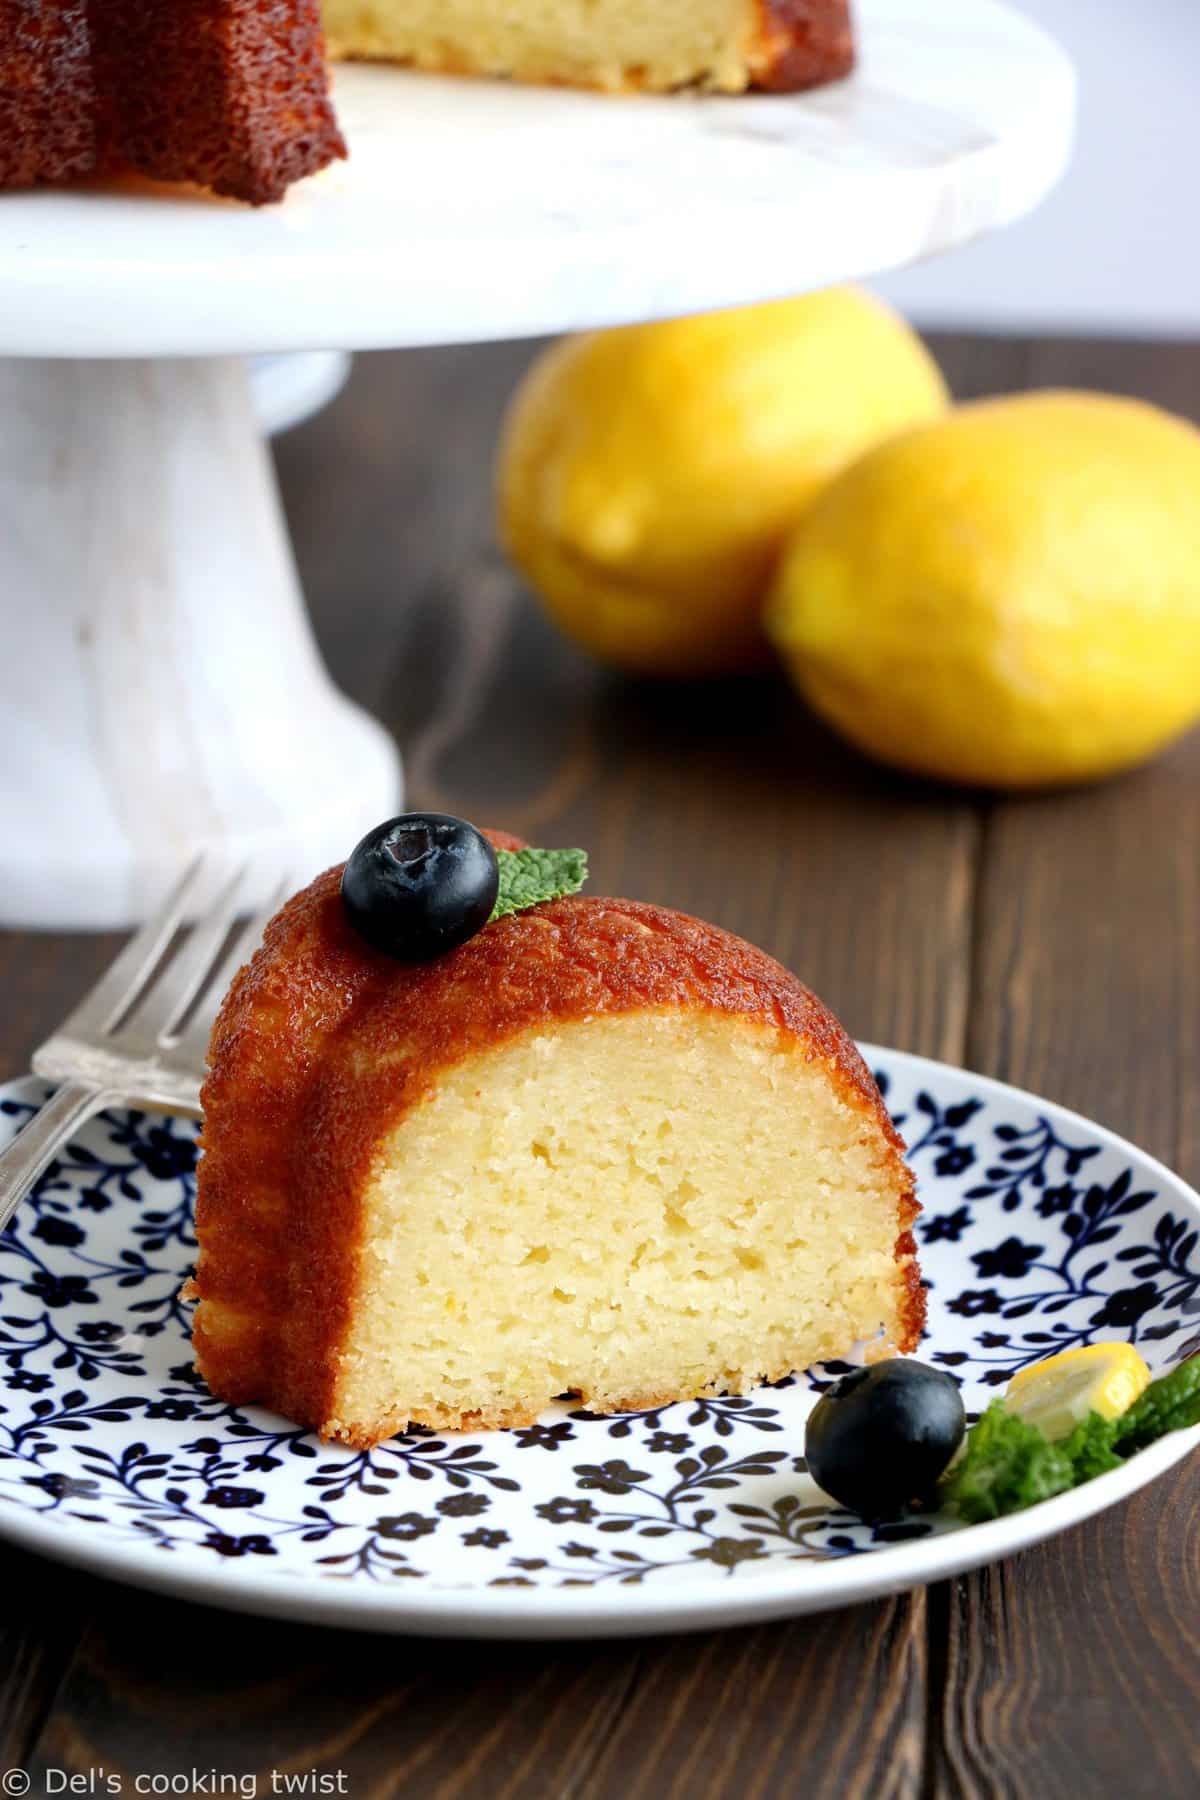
875;0;1200;338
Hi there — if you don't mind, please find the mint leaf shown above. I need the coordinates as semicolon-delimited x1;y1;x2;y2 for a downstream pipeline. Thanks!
1062;1411;1122;1481
1114;1353;1200;1455
489;847;588;922
940;1401;1075;1523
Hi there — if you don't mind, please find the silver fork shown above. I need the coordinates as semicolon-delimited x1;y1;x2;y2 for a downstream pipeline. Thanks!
0;858;292;1236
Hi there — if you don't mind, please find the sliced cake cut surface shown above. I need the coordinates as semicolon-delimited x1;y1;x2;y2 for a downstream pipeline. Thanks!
191;843;921;1447
322;0;855;94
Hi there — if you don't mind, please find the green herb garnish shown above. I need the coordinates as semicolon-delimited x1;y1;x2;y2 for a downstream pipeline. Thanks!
1114;1356;1200;1455
1060;1410;1123;1482
940;1402;1076;1523
489;847;588;922
942;1353;1200;1524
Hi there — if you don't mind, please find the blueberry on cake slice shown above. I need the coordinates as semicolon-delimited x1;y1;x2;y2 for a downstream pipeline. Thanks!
189;817;921;1447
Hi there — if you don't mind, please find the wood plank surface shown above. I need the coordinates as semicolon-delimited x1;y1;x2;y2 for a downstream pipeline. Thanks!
934;715;1200;1800
0;330;1197;1797
930;337;1200;1800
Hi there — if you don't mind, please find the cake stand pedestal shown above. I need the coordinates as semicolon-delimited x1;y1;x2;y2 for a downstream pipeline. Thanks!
0;357;398;929
251;351;352;438
0;0;1075;929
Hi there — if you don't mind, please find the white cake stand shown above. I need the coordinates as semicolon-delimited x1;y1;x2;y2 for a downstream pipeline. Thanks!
0;0;1074;929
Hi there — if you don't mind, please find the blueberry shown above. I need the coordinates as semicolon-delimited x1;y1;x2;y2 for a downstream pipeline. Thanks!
341;814;499;961
805;1359;965;1520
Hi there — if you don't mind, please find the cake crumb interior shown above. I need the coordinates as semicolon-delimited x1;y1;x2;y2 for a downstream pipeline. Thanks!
327;1010;912;1439
322;0;756;92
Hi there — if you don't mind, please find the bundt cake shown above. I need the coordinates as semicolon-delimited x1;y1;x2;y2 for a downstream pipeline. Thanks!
190;821;922;1447
0;1;345;204
323;0;855;94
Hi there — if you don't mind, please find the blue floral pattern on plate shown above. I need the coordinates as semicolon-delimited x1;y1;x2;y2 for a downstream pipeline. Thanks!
0;1054;1197;1599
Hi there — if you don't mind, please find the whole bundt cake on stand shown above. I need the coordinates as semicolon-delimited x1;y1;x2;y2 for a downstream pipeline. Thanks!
189;820;923;1448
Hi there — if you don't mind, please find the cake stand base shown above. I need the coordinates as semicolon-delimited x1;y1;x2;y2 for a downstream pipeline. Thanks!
0;356;402;931
251;351;353;438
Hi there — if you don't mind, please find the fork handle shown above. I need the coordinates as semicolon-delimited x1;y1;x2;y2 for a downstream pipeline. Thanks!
0;1083;112;1237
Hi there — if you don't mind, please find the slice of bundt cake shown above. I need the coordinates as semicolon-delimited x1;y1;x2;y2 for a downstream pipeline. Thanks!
190;821;921;1447
322;0;855;94
1;1;345;203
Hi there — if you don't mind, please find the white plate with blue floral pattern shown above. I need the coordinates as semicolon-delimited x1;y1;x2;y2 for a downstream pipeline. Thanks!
0;1049;1197;1639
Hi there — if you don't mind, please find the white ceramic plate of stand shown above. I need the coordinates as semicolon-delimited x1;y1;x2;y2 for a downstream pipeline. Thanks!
0;0;1075;357
0;1047;1195;1639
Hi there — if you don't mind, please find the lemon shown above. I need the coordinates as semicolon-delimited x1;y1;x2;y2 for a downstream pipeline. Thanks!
1004;1343;1151;1444
496;290;948;677
767;391;1200;788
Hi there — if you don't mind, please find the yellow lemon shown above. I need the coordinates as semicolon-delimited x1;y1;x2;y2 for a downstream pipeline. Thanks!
767;391;1200;788
496;290;948;676
1004;1344;1151;1443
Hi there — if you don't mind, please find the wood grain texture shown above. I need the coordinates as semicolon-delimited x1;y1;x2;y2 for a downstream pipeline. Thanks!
579;1601;925;1800
24;1597;643;1799
931;336;1200;1800
935;748;1200;1800
0;935;123;1768
0;1540;93;1776
0;931;122;1077
2;331;1198;1796
14;1581;924;1800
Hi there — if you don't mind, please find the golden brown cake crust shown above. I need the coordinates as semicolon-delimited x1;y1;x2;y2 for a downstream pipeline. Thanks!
194;835;921;1441
0;1;345;204
751;0;855;92
0;3;97;188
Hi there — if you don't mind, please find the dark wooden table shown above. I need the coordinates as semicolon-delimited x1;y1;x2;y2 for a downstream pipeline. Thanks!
1;332;1198;1798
